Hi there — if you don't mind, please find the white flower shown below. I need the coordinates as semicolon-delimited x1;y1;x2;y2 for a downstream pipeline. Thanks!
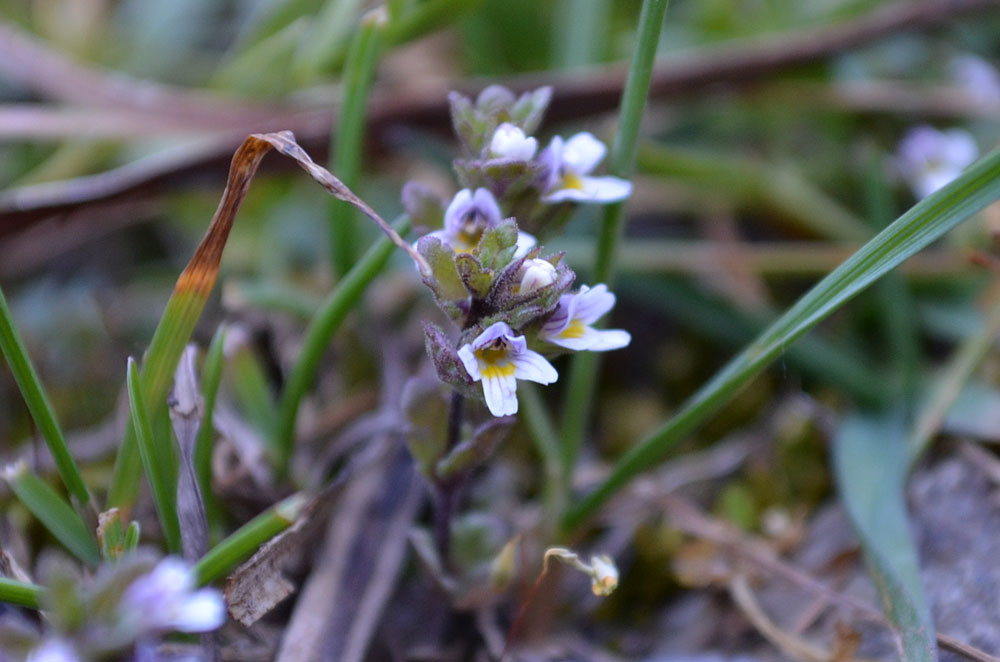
542;547;619;597
489;123;538;161
540;284;630;351
539;132;632;203
121;557;225;634
949;54;1000;105
27;639;79;662
425;188;536;257
587;554;619;596
458;322;557;416
896;125;978;199
517;258;557;294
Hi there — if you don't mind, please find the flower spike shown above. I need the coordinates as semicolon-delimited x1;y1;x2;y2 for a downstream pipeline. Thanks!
458;322;557;416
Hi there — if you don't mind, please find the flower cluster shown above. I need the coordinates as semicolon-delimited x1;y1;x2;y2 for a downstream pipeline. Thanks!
8;556;224;662
406;86;631;419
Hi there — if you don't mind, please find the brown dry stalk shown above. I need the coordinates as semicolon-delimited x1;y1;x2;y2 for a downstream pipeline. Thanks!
173;130;427;304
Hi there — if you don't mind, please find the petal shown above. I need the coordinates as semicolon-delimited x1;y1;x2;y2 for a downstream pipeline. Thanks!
543;176;632;203
538;136;564;191
941;129;979;167
173;589;226;632
514;231;537;259
547;326;631;352
562;132;607;174
472;321;515;350
579;327;631;351
541;294;575;336
511;350;558;384
457;344;481;380
482;370;518;416
572;284;616;324
443;189;474;234
471;188;503;226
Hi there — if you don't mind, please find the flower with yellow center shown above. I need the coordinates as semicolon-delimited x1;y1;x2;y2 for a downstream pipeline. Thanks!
458;322;557;417
423;188;536;257
540;284;630;351
539;132;632;203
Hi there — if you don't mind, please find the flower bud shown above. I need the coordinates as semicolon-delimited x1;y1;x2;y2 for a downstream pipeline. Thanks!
588;554;619;596
490;123;538;161
517;258;556;294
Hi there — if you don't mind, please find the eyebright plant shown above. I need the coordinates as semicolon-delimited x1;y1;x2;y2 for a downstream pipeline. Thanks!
402;85;632;575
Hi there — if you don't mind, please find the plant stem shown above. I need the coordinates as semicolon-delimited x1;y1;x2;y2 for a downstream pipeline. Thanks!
434;391;464;566
559;0;669;508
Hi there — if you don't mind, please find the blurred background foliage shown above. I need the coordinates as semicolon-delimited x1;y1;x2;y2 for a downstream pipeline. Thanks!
2;0;1000;658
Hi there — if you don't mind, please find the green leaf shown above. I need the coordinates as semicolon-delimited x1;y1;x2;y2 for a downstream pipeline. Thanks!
563;146;1000;531
834;413;935;662
1;462;99;566
0;285;92;513
126;357;182;553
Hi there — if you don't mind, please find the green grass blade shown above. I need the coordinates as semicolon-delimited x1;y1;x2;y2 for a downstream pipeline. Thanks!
126;357;182;553
0;285;92;513
910;296;1000;463
834;413;935;662
196;326;227;529
560;0;670;500
562;147;1000;531
275;216;411;477
329;9;385;274
193;492;307;585
1;462;99;566
0;577;44;609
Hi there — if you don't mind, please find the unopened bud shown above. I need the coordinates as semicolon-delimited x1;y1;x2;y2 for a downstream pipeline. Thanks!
588;554;618;596
517;258;556;294
490;123;538;161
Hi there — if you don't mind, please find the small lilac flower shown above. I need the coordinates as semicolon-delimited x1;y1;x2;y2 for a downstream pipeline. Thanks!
539;132;632;203
516;258;557;294
540;284;630;351
121;557;225;634
458;322;557;416
896;125;978;199
489;123;538;161
27;639;78;662
426;188;536;257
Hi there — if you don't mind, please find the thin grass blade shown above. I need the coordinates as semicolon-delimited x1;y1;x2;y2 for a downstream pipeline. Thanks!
834;413;935;662
1;462;99;566
563;146;1000;531
0;577;44;609
193;492;307;586
196;325;227;530
0;285;92;514
126;357;182;553
274;216;411;476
